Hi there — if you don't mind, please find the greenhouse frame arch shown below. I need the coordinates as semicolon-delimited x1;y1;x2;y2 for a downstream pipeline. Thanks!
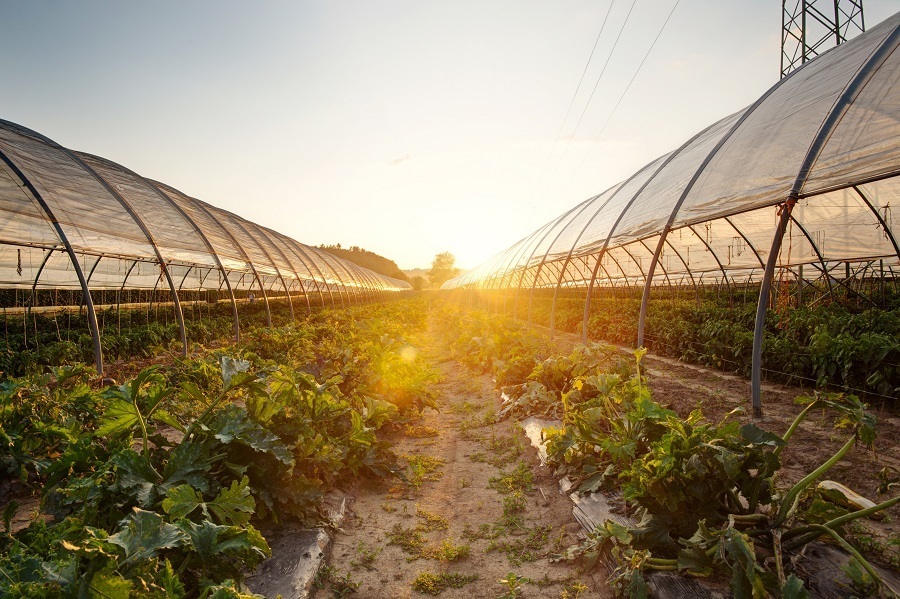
443;12;900;416
0;119;410;375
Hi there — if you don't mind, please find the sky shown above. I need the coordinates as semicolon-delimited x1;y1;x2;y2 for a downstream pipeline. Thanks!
1;1;896;270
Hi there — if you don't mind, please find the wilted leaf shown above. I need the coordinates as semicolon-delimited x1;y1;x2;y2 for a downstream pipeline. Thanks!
740;423;786;448
803;496;848;524
88;571;133;599
722;529;766;599
677;545;714;577
781;574;809;599
625;569;650;599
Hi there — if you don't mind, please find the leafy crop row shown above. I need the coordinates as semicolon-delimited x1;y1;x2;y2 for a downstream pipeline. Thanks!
0;298;436;597
532;295;900;401
436;300;899;598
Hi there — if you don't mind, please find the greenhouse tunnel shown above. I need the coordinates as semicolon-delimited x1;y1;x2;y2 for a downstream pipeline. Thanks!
443;12;900;416
0;119;411;375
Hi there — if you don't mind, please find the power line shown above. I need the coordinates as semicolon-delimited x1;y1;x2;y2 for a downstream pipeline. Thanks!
539;0;637;202
552;0;617;144
564;0;681;195
534;1;617;204
568;0;638;140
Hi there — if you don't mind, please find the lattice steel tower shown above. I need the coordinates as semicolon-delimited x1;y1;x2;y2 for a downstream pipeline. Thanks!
781;0;865;78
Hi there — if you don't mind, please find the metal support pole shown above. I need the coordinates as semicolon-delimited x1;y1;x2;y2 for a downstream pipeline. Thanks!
142;180;241;342
752;199;795;417
0;148;104;373
231;218;295;322
284;238;333;309
193;200;272;327
263;231;314;314
25;248;56;326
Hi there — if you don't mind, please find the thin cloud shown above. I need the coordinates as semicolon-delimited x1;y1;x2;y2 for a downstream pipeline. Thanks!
391;153;411;166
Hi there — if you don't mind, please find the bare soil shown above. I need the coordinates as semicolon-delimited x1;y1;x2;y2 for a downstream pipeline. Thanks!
317;318;900;597
317;336;605;598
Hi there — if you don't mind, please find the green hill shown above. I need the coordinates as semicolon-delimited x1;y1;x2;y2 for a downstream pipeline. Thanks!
318;244;409;282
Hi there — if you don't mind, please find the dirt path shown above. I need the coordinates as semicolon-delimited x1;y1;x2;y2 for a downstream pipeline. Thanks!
318;330;602;598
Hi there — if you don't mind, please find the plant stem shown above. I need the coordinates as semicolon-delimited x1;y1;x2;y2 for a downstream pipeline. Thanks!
183;389;228;441
776;399;819;456
772;530;785;587
647;557;677;566
802;524;896;595
134;399;150;461
644;564;677;572
773;436;856;528
731;513;768;523
782;495;900;548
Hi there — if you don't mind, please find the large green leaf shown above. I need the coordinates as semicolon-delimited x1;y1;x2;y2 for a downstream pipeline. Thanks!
154;560;187;598
163;477;255;526
220;356;251;390
162;439;216;492
362;395;399;429
629;510;677;552
202;579;267;599
107;508;187;567
740;423;786;448
207;476;255;526
162;484;205;520
151;409;185;433
178;519;270;564
112;450;161;507
211;405;293;466
96;399;141;438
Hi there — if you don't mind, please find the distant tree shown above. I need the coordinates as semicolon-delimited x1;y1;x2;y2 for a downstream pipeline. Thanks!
428;252;459;288
410;275;425;291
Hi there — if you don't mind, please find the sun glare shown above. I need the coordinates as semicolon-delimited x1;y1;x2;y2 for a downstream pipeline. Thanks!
400;345;418;363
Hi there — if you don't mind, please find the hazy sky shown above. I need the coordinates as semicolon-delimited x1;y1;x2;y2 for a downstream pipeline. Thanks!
1;1;896;269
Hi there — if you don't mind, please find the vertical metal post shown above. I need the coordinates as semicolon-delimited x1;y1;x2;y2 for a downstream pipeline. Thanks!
231;217;295;322
143;180;242;342
752;200;795;417
69;152;190;356
193;200;272;327
0;148;104;373
263;231;313;314
285;239;334;309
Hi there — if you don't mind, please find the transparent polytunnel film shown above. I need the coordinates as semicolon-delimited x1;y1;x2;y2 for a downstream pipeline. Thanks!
443;11;900;414
0;118;411;374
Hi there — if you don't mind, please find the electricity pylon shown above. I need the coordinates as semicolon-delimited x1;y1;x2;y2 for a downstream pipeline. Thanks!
781;0;865;78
